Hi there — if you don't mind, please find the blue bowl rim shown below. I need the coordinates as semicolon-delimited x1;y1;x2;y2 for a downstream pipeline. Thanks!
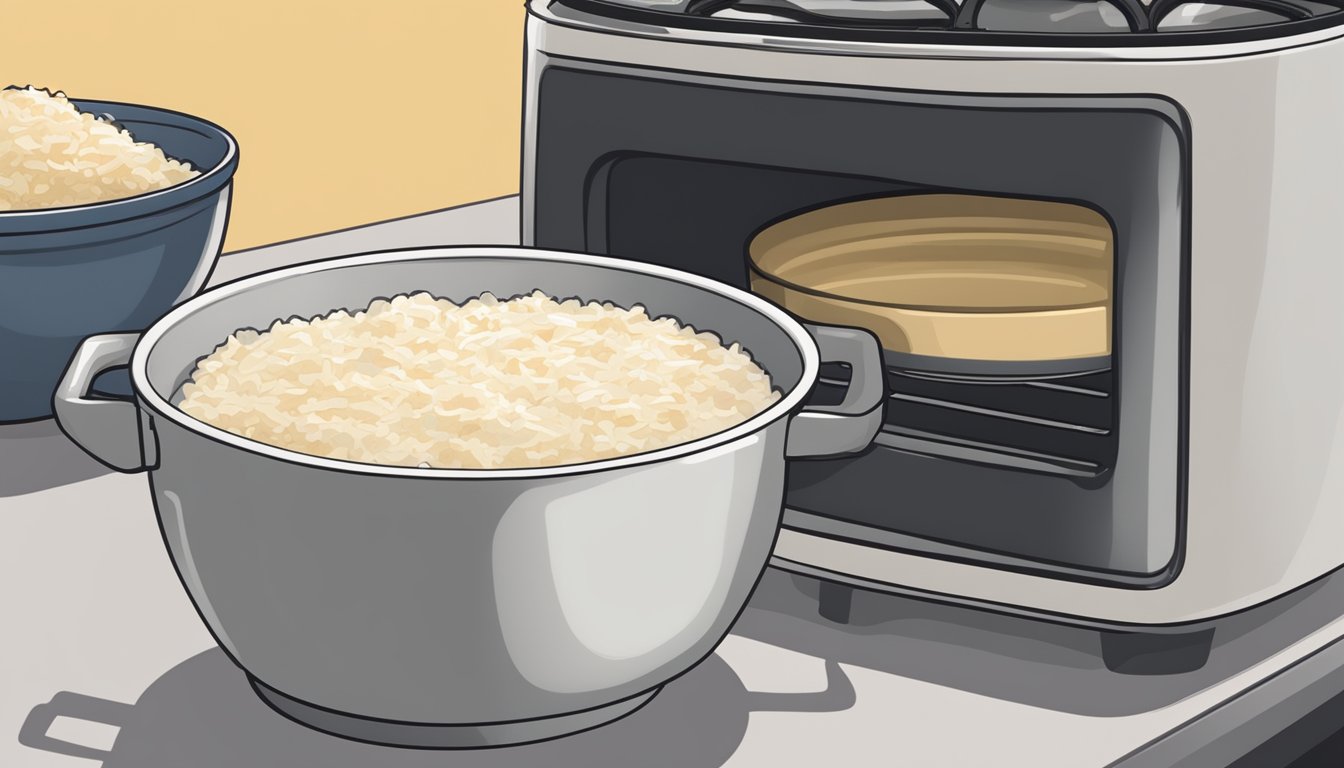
0;97;239;235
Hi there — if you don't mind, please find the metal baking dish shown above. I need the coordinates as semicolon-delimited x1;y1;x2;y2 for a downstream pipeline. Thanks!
747;193;1115;376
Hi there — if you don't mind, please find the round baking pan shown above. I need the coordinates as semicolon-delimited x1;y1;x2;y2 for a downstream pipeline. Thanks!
747;193;1115;378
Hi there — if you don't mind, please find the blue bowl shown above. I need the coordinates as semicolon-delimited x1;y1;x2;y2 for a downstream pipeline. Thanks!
0;99;238;423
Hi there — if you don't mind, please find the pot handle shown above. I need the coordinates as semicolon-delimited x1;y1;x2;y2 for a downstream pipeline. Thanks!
53;333;157;473
786;323;886;459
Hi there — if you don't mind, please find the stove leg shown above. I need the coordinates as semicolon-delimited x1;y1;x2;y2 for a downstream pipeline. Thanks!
818;580;854;624
1100;627;1216;675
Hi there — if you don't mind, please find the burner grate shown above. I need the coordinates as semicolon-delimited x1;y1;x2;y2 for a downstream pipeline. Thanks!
581;0;1344;35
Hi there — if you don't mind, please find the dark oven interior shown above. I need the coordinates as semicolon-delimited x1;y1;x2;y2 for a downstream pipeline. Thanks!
530;63;1187;587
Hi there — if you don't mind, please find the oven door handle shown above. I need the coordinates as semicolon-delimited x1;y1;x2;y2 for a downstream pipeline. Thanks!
786;323;886;459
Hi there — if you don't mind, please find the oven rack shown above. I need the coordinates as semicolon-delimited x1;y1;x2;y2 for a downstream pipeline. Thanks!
814;364;1116;478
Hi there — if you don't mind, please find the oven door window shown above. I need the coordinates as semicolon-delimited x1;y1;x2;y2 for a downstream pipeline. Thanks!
531;66;1187;586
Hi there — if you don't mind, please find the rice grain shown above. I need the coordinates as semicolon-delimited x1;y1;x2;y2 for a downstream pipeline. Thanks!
179;291;782;469
1;86;200;211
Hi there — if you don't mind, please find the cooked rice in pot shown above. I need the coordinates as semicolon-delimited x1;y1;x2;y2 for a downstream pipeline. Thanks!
1;86;200;211
178;290;782;469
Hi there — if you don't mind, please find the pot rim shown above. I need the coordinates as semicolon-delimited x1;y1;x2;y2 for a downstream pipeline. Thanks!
130;246;822;479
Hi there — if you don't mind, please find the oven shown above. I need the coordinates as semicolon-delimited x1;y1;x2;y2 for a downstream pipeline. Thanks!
521;0;1344;669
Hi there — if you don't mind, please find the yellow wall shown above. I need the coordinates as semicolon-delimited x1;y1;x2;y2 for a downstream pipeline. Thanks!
6;1;527;251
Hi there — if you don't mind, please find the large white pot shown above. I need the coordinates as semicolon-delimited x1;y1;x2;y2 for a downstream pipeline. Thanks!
53;246;884;748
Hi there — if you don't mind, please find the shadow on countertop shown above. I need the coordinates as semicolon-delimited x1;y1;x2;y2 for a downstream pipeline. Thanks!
15;551;1344;764
19;647;854;768
732;568;1344;718
0;416;112;498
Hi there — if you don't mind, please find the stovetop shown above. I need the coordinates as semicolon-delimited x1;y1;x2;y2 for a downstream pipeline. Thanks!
559;0;1344;44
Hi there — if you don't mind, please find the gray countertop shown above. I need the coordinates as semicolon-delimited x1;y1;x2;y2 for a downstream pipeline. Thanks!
4;196;1343;768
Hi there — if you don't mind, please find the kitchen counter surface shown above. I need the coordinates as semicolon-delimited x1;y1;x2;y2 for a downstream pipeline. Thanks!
5;196;1344;768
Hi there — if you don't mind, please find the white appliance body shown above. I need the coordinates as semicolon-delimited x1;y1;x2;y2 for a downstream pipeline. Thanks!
522;0;1344;628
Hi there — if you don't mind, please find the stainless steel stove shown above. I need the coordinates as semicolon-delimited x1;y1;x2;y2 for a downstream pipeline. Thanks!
522;0;1344;673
